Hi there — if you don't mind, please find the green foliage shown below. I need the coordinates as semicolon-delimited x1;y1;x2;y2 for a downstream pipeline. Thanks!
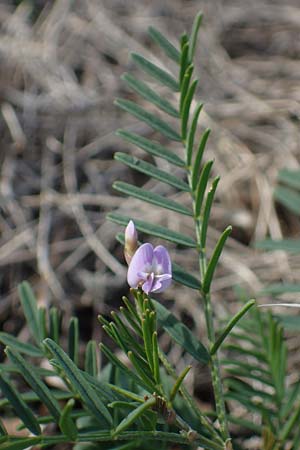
109;10;257;445
256;167;300;324
222;304;300;448
256;168;300;252
153;300;209;364
0;282;226;450
247;166;300;448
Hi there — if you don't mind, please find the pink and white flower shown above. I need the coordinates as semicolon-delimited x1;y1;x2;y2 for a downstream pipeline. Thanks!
127;243;172;294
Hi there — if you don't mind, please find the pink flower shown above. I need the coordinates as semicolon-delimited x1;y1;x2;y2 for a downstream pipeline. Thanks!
124;220;138;265
127;243;172;294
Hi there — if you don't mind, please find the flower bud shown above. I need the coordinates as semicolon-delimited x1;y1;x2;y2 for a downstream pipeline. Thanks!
124;220;138;264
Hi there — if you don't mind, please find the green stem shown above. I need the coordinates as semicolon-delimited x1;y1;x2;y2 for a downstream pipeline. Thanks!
5;430;225;450
181;68;230;441
194;199;230;442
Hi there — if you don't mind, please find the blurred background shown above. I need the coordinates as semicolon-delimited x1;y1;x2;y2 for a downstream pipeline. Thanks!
0;0;300;431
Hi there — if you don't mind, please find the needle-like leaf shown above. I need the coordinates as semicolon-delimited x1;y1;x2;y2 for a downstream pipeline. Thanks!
148;26;180;63
113;181;193;216
115;99;181;142
114;153;189;192
122;73;179;117
131;52;179;91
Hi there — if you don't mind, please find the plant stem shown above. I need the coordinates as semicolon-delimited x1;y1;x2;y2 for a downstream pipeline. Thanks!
194;205;230;442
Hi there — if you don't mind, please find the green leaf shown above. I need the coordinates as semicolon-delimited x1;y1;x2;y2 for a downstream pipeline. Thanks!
141;313;154;373
0;388;73;408
148;26;180;63
0;333;43;357
194;160;214;216
260;283;300;296
200;176;219;251
172;262;201;290
119;305;143;338
0;417;7;438
152;332;160;384
186;103;203;167
170;365;192;402
113;397;156;437
122;73;179;118
127;351;156;390
113;181;193;216
211;300;256;355
110;312;144;355
0;372;41;435
68;317;79;365
278;168;300;190
107;212;196;247
203;226;232;294
59;398;78;441
100;343;150;392
224;344;266;363
153;300;210;364
0;437;41;450
114;153;189;192
180;64;193;113
115;99;181;142
276;314;300;331
225;366;271;386
181;79;198;140
226;378;273;404
5;347;61;422
227;414;261;434
222;358;270;378
279;405;300;442
38;307;47;340
275;185;300;215
131;52;179;92
49;307;60;344
191;129;211;190
225;391;272;417
116;130;185;167
282;382;300;418
293;430;300;450
18;282;41;345
189;11;203;61
44;338;113;426
82;371;118;404
227;331;261;347
85;341;98;377
179;41;189;88
102;318;132;354
255;238;300;253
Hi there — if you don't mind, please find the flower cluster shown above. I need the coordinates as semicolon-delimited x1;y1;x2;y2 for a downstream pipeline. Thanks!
124;221;172;294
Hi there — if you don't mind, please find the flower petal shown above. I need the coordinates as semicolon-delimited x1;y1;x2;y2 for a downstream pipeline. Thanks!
125;220;138;244
152;275;172;293
127;243;153;288
153;245;172;276
142;272;155;294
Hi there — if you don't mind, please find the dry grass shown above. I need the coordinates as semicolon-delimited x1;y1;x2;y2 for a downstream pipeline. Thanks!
0;1;300;445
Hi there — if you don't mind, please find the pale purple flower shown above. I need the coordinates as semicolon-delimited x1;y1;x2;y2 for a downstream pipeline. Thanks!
124;220;138;265
127;243;172;294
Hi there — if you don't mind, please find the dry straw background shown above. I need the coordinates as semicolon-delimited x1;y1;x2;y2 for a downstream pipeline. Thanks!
0;0;300;445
